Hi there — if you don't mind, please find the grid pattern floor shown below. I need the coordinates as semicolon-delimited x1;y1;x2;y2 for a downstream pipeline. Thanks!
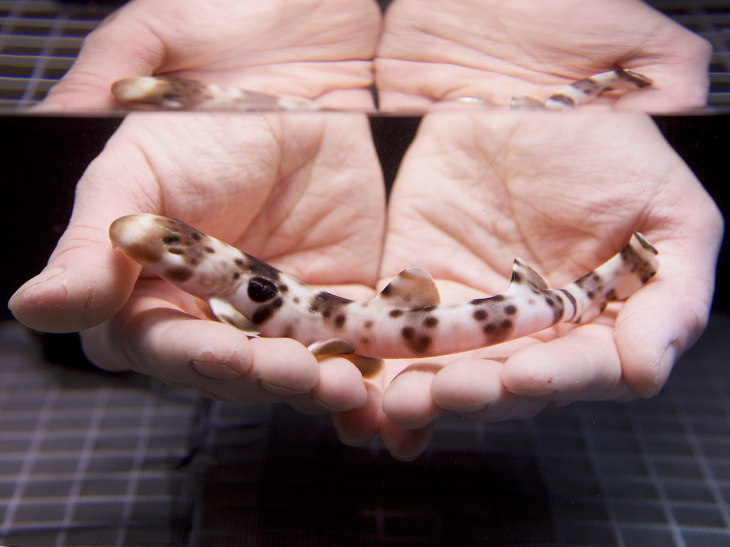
0;323;200;546
0;0;729;110
188;313;730;547
1;314;728;546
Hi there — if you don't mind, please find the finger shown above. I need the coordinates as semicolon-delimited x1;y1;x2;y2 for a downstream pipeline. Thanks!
36;11;164;111
8;225;138;333
331;383;383;446
382;363;445;429
618;189;722;397
380;417;434;461
287;357;368;414
82;299;320;406
500;324;630;403
616;278;712;398
9;121;154;332
431;359;549;421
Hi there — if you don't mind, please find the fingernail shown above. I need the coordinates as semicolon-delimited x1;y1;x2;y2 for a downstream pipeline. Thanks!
506;387;558;397
336;433;370;448
258;380;308;396
650;343;679;397
191;360;242;380
390;451;423;462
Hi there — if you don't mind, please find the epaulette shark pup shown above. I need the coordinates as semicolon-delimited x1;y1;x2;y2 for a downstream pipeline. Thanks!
111;68;652;111
111;76;320;111
510;68;653;110
110;214;659;376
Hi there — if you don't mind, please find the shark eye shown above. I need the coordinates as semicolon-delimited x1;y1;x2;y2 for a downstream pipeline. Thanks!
163;235;180;245
248;277;278;302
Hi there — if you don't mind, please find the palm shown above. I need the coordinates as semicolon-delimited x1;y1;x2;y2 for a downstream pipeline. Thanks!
375;0;710;111
96;114;385;284
41;0;381;109
347;112;722;459
16;113;387;412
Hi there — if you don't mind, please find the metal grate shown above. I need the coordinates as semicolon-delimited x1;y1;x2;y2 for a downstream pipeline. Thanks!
1;313;729;545
0;0;729;110
0;0;115;110
0;322;199;546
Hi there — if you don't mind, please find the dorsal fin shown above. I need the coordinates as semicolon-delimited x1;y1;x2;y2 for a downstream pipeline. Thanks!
510;258;548;291
375;267;440;309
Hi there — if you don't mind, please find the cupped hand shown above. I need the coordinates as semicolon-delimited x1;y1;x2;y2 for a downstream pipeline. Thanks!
347;111;722;460
9;112;387;414
375;0;711;111
38;0;381;111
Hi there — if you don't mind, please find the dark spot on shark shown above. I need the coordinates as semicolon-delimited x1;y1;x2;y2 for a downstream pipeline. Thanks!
423;316;438;328
252;297;283;325
401;326;431;354
164;266;193;283
241;255;281;281
309;291;352;318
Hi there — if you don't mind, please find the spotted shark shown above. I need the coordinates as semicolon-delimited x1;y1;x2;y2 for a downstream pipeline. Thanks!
109;214;659;374
510;68;653;110
111;76;320;111
111;68;651;111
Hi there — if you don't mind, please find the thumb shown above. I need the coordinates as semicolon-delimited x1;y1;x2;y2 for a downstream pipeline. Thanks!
616;237;720;398
8;223;139;333
35;9;164;111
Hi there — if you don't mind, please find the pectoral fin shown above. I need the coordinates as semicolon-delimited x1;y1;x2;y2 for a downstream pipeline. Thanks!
307;338;384;379
308;338;356;357
205;297;261;336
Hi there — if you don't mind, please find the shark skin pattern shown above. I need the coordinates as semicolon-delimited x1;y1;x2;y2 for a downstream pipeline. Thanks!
510;68;653;110
110;69;651;111
111;76;320;111
109;214;659;365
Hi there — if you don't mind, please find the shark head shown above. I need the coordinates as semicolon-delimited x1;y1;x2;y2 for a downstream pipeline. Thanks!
110;213;242;297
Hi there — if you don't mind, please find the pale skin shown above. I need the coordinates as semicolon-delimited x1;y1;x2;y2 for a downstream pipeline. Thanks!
9;0;721;459
375;0;712;112
9;112;387;415
364;112;722;459
34;0;382;111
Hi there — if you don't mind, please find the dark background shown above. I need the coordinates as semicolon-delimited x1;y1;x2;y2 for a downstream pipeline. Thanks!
1;114;728;327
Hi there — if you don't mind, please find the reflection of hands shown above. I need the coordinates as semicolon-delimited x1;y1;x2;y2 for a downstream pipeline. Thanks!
375;0;712;111
9;113;387;414
340;112;722;460
38;0;381;110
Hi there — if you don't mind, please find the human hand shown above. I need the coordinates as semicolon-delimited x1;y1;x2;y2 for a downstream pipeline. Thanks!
340;112;722;460
375;0;711;111
37;0;381;111
8;112;387;414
